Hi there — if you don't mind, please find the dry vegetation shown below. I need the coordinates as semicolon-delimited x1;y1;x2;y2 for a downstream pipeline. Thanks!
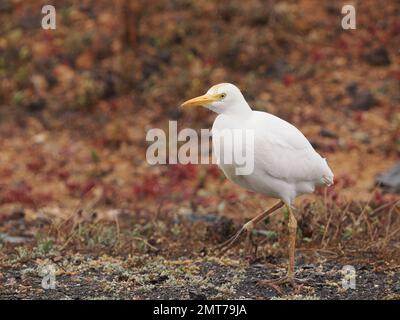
0;0;399;299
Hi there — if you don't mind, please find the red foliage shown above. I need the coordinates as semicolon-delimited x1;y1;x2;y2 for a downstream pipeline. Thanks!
80;181;96;196
282;74;295;87
390;21;400;35
310;48;324;63
35;191;54;203
333;174;356;189
353;111;364;124
26;159;46;172
196;196;214;207
391;70;400;81
336;38;348;50
167;164;198;183
2;183;33;205
207;165;221;179
134;175;161;197
66;180;96;197
0;167;13;177
373;189;383;204
224;191;238;203
57;169;70;180
66;181;80;194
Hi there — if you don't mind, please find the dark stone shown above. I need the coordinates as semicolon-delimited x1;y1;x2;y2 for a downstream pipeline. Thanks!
346;82;358;96
168;109;183;120
325;3;340;15
19;10;41;30
149;275;169;284
352;91;378;110
157;49;171;64
346;82;378;110
364;47;391;66
376;163;400;193
188;290;207;300
9;208;25;220
265;59;290;79
0;0;12;12
183;212;221;224
142;59;160;81
26;98;46;112
320;128;338;139
102;71;116;99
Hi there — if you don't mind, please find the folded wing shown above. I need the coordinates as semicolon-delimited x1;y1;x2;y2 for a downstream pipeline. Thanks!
252;111;333;185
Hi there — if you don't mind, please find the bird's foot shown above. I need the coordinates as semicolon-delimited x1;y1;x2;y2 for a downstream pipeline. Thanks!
257;274;308;294
213;221;255;255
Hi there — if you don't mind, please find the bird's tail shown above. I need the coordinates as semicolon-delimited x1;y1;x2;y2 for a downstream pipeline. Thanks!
322;175;334;186
321;158;334;186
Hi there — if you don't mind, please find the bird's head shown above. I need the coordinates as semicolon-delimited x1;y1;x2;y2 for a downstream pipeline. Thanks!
181;83;251;115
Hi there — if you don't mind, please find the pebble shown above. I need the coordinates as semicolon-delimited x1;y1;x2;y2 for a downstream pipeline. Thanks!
376;163;400;193
0;233;31;244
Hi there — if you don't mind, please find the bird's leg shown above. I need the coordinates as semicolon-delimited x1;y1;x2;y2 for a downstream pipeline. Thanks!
258;206;307;291
214;200;284;255
287;206;297;280
244;231;257;259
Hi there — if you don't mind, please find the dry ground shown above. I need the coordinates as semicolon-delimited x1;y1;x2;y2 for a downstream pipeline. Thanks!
0;0;399;299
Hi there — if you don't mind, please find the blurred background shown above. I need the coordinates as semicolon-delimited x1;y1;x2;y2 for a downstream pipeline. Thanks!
0;0;399;267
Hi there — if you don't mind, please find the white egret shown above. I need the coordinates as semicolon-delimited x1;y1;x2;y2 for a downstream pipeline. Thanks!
181;83;334;285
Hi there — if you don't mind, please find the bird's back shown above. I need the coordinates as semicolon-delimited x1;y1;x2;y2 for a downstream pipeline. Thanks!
212;111;334;203
251;111;334;185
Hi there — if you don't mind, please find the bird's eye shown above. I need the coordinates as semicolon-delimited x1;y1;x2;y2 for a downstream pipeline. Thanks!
220;93;227;99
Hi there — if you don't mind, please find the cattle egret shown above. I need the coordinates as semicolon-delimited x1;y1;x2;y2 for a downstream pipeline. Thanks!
181;83;334;285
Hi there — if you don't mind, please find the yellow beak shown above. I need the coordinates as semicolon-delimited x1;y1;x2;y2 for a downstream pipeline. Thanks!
181;94;220;107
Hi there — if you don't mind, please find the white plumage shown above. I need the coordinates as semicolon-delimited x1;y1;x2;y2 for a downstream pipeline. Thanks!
195;83;334;205
181;82;334;285
213;110;333;205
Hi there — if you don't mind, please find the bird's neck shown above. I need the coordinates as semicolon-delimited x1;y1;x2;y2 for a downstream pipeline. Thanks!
223;100;253;118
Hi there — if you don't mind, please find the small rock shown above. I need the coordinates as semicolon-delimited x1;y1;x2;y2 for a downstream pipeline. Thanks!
253;229;278;241
168;109;183;120
265;59;290;79
0;0;12;12
26;98;46;112
206;216;234;243
183;212;220;224
301;264;315;270
9;208;25;220
189;290;207;300
325;3;340;15
149;275;168;284
320;129;338;139
19;12;41;30
364;47;391;66
376;163;400;193
346;82;378;110
157;49;171;64
0;233;32;244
